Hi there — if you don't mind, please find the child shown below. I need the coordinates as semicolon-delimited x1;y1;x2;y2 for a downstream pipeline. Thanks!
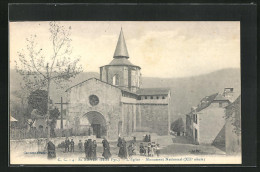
78;140;83;152
155;144;160;157
150;142;156;157
147;143;151;157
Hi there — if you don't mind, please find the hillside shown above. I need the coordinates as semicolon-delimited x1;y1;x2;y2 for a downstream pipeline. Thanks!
10;68;240;122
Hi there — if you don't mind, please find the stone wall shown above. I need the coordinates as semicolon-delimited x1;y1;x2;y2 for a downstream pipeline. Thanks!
66;78;122;140
121;103;136;136
10;136;93;153
225;113;241;155
138;104;169;135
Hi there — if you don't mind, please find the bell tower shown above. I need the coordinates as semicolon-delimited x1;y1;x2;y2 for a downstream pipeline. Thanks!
100;28;141;92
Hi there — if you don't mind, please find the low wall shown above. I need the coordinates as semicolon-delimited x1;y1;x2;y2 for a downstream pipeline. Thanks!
10;135;96;153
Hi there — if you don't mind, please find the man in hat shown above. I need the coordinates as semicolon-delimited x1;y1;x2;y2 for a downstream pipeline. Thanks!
64;137;70;153
70;139;75;152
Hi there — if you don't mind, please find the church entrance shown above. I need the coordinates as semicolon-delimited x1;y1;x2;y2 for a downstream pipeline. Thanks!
92;124;101;138
84;111;106;138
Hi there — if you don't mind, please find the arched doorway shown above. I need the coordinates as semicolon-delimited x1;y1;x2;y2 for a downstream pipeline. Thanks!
83;111;106;138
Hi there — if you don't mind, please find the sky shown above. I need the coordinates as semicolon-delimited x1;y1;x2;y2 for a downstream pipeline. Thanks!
9;21;240;78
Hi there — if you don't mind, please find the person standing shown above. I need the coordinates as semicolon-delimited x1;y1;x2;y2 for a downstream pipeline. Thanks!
139;143;145;156
78;140;83;152
102;137;111;159
86;139;93;160
84;140;88;158
64;137;70;153
119;138;128;159
47;141;56;159
155;144;160;157
92;140;97;160
117;136;123;158
128;142;133;157
70;139;75;152
147;143;151;157
148;135;151;142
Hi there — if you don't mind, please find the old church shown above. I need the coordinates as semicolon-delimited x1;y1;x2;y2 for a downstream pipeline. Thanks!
66;29;171;140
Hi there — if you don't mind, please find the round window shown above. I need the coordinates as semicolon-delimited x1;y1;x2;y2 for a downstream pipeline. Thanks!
89;95;99;106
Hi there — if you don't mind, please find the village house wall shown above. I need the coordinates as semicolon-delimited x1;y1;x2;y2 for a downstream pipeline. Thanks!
198;102;226;144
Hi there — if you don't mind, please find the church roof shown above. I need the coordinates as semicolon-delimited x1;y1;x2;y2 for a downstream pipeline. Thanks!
104;58;141;69
136;88;170;96
113;28;129;59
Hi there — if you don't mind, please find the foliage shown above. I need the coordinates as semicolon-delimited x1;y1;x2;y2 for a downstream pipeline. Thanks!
15;21;82;139
49;107;60;137
15;22;82;92
171;118;184;133
28;89;48;115
225;96;241;136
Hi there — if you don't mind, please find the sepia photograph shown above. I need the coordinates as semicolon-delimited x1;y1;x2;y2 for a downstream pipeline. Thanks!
9;21;241;165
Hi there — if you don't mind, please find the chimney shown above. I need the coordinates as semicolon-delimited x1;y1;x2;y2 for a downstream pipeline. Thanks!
191;106;197;113
223;88;234;102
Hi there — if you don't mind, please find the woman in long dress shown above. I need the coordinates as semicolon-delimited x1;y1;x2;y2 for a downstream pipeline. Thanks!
120;138;128;159
92;140;97;160
102;138;111;159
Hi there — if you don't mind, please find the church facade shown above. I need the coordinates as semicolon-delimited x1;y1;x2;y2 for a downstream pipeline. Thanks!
66;29;171;140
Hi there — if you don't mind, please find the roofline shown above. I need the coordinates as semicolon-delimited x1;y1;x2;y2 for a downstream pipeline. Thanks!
66;78;171;97
65;77;121;92
65;77;137;96
100;64;141;69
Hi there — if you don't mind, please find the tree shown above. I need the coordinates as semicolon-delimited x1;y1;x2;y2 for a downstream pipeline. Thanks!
49;107;60;138
15;22;82;141
28;89;48;115
171;118;185;134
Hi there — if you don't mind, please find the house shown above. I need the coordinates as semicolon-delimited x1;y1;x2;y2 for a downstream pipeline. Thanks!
186;89;232;145
225;95;241;155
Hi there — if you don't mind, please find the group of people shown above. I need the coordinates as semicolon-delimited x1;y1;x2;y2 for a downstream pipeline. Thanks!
143;134;151;142
83;138;98;160
58;134;160;160
139;142;160;157
64;137;112;160
64;137;75;152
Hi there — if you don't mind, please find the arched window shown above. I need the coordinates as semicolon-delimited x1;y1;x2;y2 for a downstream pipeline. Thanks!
113;74;119;86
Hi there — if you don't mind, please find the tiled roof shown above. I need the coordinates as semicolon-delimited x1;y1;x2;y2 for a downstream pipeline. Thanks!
107;58;140;69
136;88;170;96
225;95;241;109
188;93;230;114
196;93;219;112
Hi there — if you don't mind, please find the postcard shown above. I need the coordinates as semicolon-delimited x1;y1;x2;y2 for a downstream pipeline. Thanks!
9;21;241;165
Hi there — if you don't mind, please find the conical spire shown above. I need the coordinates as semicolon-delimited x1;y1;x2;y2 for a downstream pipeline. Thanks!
113;28;129;59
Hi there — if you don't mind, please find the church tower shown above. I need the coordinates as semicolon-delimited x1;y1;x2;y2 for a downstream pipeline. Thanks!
100;28;141;92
